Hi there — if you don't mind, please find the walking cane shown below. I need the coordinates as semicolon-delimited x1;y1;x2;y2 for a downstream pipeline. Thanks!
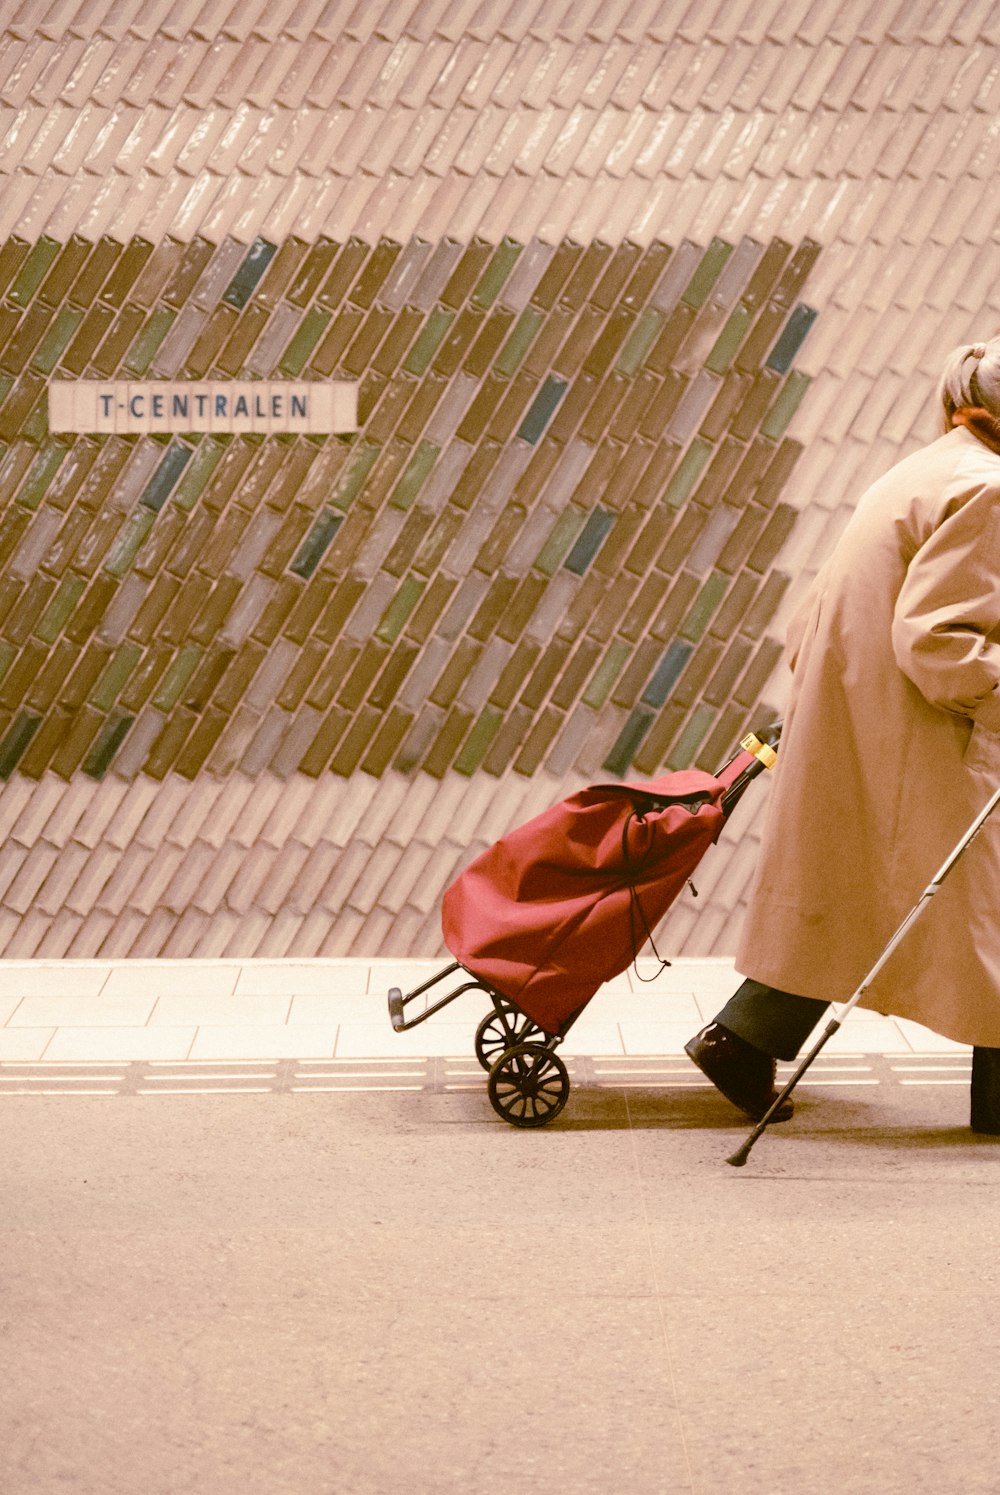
727;777;1000;1168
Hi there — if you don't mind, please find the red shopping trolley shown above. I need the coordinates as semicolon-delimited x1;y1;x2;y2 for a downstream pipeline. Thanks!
388;727;779;1126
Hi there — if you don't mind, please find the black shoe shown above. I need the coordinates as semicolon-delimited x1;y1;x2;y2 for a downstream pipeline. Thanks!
971;1047;1000;1134
684;1022;794;1123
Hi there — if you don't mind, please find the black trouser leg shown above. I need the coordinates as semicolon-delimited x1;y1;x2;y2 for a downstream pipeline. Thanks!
970;1047;1000;1134
713;978;830;1063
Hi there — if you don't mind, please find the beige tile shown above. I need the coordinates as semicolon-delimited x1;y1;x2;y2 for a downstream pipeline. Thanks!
557;1021;625;1057
43;1027;197;1061
102;963;242;998
234;961;369;996
0;1028;55;1059
892;1020;972;1055
8;993;156;1027
336;1021;474;1058
290;992;410;1024
619;1019;701;1056
365;959;461;995
0;963;109;997
149;993;291;1027
0;995;21;1023
189;1025;339;1059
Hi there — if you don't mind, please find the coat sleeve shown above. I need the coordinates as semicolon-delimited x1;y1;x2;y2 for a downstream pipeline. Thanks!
891;483;1000;731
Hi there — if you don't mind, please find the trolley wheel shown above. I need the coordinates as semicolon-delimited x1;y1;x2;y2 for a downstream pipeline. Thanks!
473;1002;537;1071
487;1042;570;1129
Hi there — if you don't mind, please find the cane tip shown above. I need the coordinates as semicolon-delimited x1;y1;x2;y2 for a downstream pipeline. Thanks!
725;1148;750;1167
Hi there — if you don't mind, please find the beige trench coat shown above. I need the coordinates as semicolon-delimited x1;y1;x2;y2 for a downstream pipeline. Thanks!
737;425;1000;1046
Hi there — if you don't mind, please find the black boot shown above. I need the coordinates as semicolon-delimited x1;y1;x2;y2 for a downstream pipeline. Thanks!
970;1047;1000;1134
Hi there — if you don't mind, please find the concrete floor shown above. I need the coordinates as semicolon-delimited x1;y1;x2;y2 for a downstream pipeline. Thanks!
4;1067;999;1494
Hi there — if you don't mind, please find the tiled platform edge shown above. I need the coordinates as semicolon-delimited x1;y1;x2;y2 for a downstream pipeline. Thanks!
0;3;997;958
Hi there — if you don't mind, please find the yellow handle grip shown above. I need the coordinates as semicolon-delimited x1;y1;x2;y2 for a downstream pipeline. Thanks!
741;732;778;769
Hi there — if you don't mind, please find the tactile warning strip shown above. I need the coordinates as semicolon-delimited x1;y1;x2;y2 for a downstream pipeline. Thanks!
0;1054;971;1097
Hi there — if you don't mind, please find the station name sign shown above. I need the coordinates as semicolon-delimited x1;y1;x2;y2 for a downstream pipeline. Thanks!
49;381;358;435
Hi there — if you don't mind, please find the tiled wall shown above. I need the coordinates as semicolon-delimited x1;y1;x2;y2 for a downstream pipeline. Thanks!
0;0;995;960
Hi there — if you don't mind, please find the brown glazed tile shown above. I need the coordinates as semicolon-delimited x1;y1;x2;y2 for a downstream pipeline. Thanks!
67;237;122;308
623;505;674;575
276;637;328;711
173;706;229;779
513;706;562;775
361;706;413;777
743;570;790;635
133;507;188;578
400;575;454;644
15;706;66;779
604;438;659;512
464;306;516;379
0;511;31;571
671;636;725;710
513;437;561;505
755;438;803;507
163;509;216;579
341;306;395;376
364;377;416;444
649;570;701;641
413;505;464;577
550;638;602;710
708;571;759;639
37;236;91;306
216;304;269;375
495;574;547;643
482;704;532;776
421;705;474;778
691;436;745;509
89;302;145;376
697;701;753;772
771;239;821;308
428;637;481;708
251;578;303;647
610;637;662;707
0;577;23;632
310;306;365;376
350;239;403;310
432;307;485;377
162;238;215;308
468;574;519;641
562;570;608;638
581;307;636;378
256;237;309;309
368;640;419;711
126;239;183;309
37;505;93;577
372;306;425;377
549;374;598;444
283;573;334;644
552;305;606;378
1;303;56;375
741;239;792;312
157;573;214;644
211;640;266;713
27;639;74;710
734;637;784;707
337;638;390;710
703;636;755;707
185;305;240;377
630;704;686;777
258;504;316;578
189;575;243;646
701;370;755;440
395;372;448;445
440;239;493;310
114;643;170;712
128;574;181;644
658;503;710;573
100;237;155;310
59;646;113;712
746;503;797;572
487;371;539;443
184;645;237;709
60;303;115;374
521;306;575;378
199;439;257;513
305;639;360;710
729;369;783;438
0;370;46;440
622;572;673;642
474;502;526;575
144;708;197;781
318;238;370;310
455;377;506;445
591;506;642;577
578;374;629;444
607;372;660;442
529;240;583;310
588;573;638;643
65;574;117;644
591;242;644;312
193;504;252;576
646;304;697;373
288;237;340;307
622;240;673;311
716;505;769;573
519;639;572;711
0;641;47;711
384;506;436;577
3;574;55;644
559;242;614;311
488;640;539;710
0;238;29;298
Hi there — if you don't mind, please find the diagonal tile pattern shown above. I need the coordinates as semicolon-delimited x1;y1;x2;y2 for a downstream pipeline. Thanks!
0;4;995;958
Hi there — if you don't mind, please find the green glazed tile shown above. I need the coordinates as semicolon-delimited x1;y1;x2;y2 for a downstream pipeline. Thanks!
105;508;156;577
376;577;426;643
8;238;60;307
680;573;729;642
171;438;226;511
403;308;455;375
471;238;523;309
279;306;332;376
705;304;755;374
616;307;667;378
32;306;85;374
153;644;204;710
90;641;143;711
123;305;176;375
332;442;381;509
761;370;811;439
390;440;439;511
453;706;505;776
81;712;134;779
17;441;69;510
583;639;632;709
534;507;588;577
603;706;654;777
681;238;734;309
667;702;715;769
35;574;87;643
494;307;544;378
663;438;713;507
0;709;41;777
0;641;16;684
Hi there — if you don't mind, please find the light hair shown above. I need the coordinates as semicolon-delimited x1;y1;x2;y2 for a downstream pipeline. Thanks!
939;340;1000;429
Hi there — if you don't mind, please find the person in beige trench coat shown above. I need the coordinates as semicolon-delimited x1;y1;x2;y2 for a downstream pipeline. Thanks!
686;340;1000;1133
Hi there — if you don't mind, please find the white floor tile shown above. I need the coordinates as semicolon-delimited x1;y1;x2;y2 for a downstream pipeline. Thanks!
43;1027;197;1061
189;1025;339;1059
9;993;156;1027
0;1027;55;1059
149;992;291;1027
619;1019;700;1056
892;1020;972;1055
556;1021;624;1056
0;964;108;997
103;963;240;997
234;961;369;996
819;1018;915;1054
0;995;21;1024
586;988;702;1024
366;959;461;996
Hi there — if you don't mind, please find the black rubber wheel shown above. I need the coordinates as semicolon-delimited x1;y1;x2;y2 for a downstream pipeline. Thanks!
473;1002;537;1071
487;1042;570;1128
